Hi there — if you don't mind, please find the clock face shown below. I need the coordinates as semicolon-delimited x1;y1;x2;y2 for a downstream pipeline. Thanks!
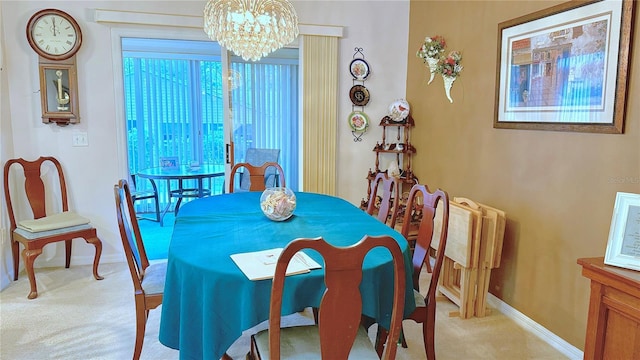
27;9;82;61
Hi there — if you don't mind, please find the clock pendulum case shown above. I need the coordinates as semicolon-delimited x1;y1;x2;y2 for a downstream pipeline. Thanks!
26;8;82;125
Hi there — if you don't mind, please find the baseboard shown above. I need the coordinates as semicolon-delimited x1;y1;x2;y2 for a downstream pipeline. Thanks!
72;254;123;265
0;227;11;291
33;254;124;269
486;293;583;359
1;253;123;286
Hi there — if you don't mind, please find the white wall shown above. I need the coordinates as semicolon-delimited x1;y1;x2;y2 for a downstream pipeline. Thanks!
292;0;410;203
0;0;409;280
1;1;15;289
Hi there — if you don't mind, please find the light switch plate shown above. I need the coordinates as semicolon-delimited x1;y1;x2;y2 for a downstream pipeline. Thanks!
72;132;88;147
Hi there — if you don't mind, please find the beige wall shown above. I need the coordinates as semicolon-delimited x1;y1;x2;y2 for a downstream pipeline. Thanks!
407;0;640;349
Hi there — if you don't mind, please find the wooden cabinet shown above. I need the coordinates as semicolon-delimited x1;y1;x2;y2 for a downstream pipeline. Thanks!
577;257;640;360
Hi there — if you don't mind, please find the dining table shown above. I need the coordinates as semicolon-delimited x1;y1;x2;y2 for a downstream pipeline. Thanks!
158;191;416;360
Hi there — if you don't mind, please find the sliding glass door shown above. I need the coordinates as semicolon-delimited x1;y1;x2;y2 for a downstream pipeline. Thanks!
122;38;299;213
229;49;299;189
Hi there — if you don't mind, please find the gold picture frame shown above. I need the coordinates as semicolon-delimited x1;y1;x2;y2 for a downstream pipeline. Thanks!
493;0;635;133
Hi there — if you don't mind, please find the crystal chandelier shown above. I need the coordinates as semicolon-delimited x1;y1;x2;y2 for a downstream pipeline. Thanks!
203;0;299;62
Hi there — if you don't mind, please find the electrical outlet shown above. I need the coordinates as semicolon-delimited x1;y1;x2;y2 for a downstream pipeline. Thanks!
72;132;88;147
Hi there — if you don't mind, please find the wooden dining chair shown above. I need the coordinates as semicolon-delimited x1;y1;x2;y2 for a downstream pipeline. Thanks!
229;161;286;193
3;156;103;299
129;174;161;225
244;148;280;186
375;184;450;360
365;171;400;228
114;179;167;360
249;235;406;360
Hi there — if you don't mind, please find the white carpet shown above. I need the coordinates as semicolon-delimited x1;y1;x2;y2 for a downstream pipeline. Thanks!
0;262;569;359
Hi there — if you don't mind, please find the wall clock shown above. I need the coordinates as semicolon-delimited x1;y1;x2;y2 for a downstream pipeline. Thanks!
26;9;82;125
26;8;82;61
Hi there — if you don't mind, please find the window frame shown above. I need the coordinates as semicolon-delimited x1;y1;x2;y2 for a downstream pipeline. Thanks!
111;27;300;194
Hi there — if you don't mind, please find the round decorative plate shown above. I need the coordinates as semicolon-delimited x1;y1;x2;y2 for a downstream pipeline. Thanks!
348;111;370;132
349;85;370;106
388;99;410;122
350;58;370;80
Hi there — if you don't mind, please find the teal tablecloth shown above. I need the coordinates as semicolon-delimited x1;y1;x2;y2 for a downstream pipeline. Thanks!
159;192;415;360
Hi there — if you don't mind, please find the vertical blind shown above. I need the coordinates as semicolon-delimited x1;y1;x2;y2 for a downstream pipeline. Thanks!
302;35;338;195
231;58;299;188
122;38;299;210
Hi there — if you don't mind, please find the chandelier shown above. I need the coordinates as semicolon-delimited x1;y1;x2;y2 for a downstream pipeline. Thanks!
203;0;299;62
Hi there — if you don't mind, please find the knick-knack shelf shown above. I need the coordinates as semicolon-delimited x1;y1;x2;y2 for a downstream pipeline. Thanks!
361;114;418;212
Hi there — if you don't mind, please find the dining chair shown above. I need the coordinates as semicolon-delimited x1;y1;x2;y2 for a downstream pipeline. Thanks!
3;156;103;299
240;148;281;188
375;184;450;360
114;179;167;360
249;235;406;360
365;171;400;229
229;162;286;193
129;174;161;225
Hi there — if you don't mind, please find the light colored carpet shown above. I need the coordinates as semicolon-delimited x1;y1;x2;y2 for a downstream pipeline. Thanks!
0;262;570;359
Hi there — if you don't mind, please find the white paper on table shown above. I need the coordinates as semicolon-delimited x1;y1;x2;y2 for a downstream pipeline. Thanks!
230;248;322;281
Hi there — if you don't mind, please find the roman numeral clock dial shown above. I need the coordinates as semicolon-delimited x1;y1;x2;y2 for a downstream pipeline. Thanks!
27;8;81;61
27;9;82;125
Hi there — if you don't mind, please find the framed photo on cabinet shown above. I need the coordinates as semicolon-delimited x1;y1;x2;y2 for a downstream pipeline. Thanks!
604;192;640;271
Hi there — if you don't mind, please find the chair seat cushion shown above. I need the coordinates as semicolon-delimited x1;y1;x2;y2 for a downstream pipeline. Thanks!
17;211;90;233
253;325;379;359
142;260;167;295
14;223;94;240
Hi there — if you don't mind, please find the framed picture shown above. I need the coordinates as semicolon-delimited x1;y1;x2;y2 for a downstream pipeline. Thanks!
159;156;179;169
604;192;640;271
494;0;635;133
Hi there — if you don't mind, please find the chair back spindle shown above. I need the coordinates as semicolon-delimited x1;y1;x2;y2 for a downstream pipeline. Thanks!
229;162;286;193
365;171;400;228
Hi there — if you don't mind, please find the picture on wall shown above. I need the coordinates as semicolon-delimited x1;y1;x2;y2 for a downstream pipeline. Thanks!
493;0;634;133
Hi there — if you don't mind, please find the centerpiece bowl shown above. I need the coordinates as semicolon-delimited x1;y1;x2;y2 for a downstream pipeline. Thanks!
260;187;296;221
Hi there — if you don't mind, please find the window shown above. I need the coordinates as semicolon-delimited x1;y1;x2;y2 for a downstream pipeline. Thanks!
122;38;299;209
229;48;300;189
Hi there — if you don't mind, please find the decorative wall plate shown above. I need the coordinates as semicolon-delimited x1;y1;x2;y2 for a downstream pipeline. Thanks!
349;85;370;106
349;58;370;80
388;99;410;122
348;111;370;132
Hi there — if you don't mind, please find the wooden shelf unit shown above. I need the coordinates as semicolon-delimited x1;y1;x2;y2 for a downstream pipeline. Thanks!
361;115;419;237
371;115;416;180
